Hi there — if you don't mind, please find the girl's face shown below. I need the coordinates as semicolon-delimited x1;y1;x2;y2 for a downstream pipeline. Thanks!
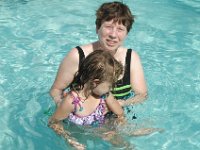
97;20;128;51
92;81;112;96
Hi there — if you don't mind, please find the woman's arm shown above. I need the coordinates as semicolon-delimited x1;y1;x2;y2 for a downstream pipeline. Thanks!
119;51;148;106
50;48;80;104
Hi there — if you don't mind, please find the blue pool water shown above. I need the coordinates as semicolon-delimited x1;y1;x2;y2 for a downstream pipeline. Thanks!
0;0;200;149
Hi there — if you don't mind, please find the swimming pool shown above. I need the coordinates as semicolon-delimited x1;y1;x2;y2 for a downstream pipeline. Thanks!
0;0;199;149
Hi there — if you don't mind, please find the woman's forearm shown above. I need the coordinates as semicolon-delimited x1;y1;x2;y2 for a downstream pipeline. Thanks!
121;92;148;106
48;118;66;135
62;131;85;149
50;87;63;104
48;119;85;149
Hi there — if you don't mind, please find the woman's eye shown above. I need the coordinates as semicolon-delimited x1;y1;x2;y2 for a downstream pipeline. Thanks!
105;25;112;29
118;28;125;32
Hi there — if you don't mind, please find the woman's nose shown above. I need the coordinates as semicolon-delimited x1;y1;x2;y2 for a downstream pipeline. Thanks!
109;28;117;38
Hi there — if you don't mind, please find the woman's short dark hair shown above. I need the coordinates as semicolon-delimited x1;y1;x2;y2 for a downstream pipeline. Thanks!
96;1;134;32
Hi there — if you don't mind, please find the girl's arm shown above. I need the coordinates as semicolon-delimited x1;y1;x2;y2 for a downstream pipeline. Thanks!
48;95;85;150
50;48;80;104
48;95;73;137
119;51;148;106
105;93;124;117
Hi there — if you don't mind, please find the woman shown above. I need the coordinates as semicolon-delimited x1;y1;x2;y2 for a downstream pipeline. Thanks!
50;1;147;107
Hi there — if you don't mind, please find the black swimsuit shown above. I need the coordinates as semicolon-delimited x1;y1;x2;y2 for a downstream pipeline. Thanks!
76;46;132;99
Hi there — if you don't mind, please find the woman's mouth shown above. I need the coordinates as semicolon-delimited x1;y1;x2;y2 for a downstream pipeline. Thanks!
106;40;117;47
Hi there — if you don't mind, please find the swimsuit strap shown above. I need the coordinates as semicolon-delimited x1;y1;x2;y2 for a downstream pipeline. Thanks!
124;49;132;82
70;92;83;112
99;97;104;103
76;46;85;69
99;97;106;113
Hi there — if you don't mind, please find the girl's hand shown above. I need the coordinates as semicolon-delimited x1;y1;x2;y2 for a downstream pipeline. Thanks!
117;100;125;106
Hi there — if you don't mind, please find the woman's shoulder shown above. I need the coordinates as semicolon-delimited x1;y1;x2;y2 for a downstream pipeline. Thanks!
115;47;136;62
122;47;140;59
61;47;79;63
78;43;94;55
120;47;141;64
68;43;93;57
118;47;136;54
130;50;141;61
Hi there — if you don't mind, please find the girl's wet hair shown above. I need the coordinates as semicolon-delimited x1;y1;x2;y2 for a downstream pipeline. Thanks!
71;50;123;96
96;1;134;32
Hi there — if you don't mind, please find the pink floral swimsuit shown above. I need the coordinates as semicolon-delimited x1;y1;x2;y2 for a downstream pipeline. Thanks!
67;93;106;127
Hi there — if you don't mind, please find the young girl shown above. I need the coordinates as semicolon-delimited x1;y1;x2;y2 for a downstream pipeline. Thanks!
48;50;124;150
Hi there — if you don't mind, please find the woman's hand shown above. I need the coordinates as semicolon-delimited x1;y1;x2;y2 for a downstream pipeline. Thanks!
48;118;65;135
61;131;85;150
115;115;126;126
118;93;148;107
67;137;86;150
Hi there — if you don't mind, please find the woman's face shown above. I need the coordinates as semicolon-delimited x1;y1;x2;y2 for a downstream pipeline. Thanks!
97;20;128;51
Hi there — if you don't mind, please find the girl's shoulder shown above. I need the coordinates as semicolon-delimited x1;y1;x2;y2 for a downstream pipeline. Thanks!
60;93;74;112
